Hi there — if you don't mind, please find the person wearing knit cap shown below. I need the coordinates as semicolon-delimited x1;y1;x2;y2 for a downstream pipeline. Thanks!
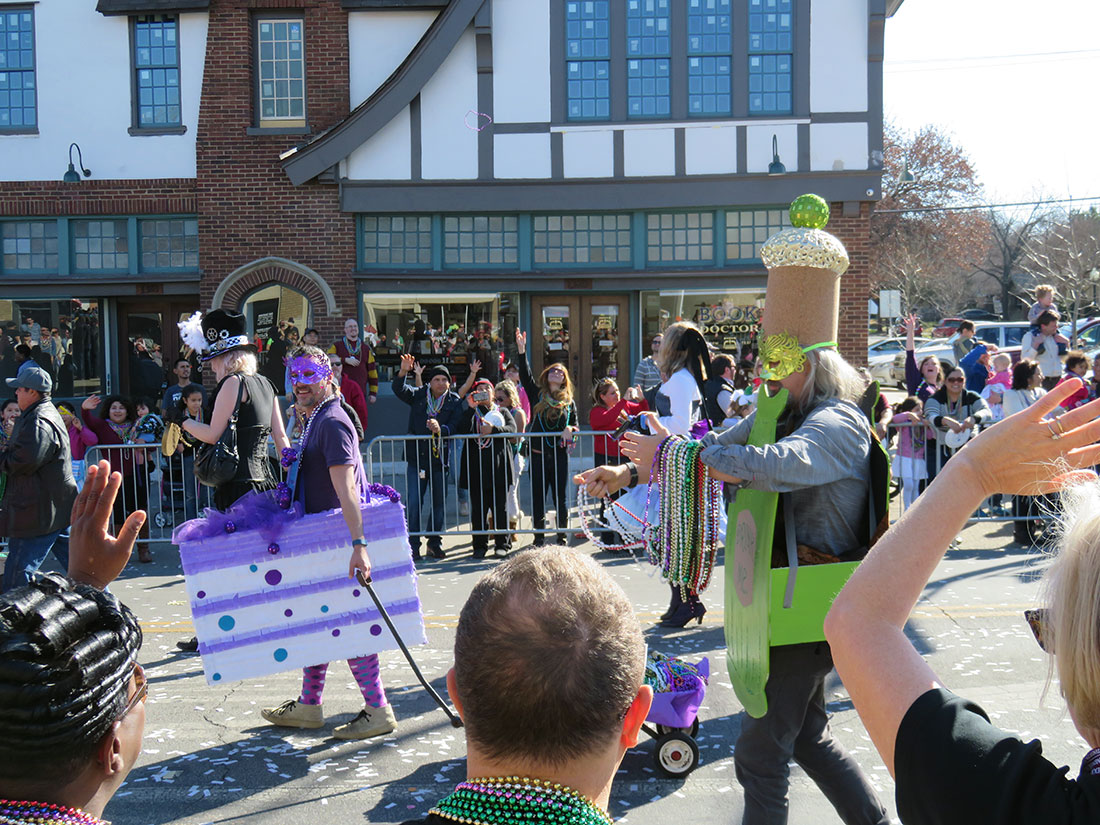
457;378;516;558
579;195;891;825
393;353;463;560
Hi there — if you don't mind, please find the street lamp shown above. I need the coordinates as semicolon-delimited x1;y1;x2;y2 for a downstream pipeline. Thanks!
899;161;915;183
62;143;91;183
767;134;786;176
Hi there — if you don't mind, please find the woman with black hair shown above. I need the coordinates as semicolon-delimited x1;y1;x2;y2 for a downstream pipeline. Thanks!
515;329;579;547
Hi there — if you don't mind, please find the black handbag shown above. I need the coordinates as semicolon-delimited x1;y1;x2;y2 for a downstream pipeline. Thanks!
193;377;246;489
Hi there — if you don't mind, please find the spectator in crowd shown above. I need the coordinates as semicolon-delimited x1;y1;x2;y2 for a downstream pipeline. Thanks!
1027;283;1058;326
131;398;164;445
457;378;516;559
924;366;992;476
328;350;368;440
80;395;152;564
262;322;289;387
0;367;78;592
1091;353;1100;401
987;352;1012;389
334;318;379;414
502;362;530;420
262;345;395;740
892;397;928;510
632;332;664;393
393;353;462;561
1002;359;1046;545
1022;310;1068;390
589;377;648;548
515;330;579;548
57;402;97;490
959;340;997;393
493;379;527;539
1057;350;1091;410
0;397;19;447
162;357;206;413
162;387;212;522
824;379;1100;825
302;328;320;346
14;343;34;376
399;548;651;825
951;320;977;364
703;353;739;426
129;339;164;401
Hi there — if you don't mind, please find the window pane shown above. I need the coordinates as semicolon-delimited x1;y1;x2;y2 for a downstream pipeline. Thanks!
132;16;181;128
747;0;793;115
533;213;632;267
646;211;715;265
138;217;199;270
0;7;35;130
442;215;518;268
626;0;670;119
257;17;305;123
0;220;56;272
724;206;792;261
70;221;128;272
361;215;433;269
565;1;610;121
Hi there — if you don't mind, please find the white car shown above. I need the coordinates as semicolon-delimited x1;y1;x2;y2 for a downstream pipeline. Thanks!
868;337;927;387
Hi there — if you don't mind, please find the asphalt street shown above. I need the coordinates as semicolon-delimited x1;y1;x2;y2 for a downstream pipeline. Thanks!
67;498;1084;825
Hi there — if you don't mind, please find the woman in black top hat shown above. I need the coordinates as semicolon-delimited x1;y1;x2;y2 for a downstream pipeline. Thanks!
176;309;290;510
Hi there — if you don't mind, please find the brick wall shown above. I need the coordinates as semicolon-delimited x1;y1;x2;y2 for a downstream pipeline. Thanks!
197;0;356;345
0;179;197;217
828;201;871;366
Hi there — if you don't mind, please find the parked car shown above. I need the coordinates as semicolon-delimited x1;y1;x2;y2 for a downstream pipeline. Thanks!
932;317;964;338
1061;318;1100;350
890;321;1029;388
868;336;928;386
959;309;1002;321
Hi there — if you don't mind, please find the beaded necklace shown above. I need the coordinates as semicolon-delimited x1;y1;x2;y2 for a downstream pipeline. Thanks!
342;336;361;358
0;800;104;825
430;777;612;825
425;390;446;458
281;394;337;496
106;419;134;443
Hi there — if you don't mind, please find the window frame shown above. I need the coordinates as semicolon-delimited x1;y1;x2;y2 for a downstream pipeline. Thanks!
128;14;186;136
0;5;38;135
252;13;308;132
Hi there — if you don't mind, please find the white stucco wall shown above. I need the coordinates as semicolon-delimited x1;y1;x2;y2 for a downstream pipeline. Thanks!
348;10;437;107
0;7;205;182
562;130;613;178
492;0;550;124
810;122;868;171
419;28;478;180
494;133;551;178
746;124;798;174
346;106;412;179
685;125;737;175
623;128;675;177
809;0;868;113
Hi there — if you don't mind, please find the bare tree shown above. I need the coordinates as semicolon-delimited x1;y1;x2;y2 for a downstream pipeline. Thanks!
1026;207;1100;341
970;201;1051;319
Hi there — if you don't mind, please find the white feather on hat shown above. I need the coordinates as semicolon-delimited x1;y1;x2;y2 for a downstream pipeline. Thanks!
178;311;209;355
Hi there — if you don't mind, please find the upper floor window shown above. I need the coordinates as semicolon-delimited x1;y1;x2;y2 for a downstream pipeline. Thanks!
747;0;792;114
72;221;129;273
139;218;198;270
687;0;732;116
565;1;609;121
1;221;56;273
0;7;36;132
131;15;182;131
626;0;670;118
256;18;305;128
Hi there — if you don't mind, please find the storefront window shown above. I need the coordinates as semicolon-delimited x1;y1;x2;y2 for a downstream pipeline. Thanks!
241;285;313;388
641;288;764;358
362;292;520;383
0;297;104;398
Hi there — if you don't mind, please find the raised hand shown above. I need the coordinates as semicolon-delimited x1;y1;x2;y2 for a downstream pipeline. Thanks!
515;329;527;355
399;353;416;374
67;460;146;590
470;359;482;375
82;394;101;411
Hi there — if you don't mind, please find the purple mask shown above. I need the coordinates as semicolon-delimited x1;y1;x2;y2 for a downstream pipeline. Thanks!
287;356;333;385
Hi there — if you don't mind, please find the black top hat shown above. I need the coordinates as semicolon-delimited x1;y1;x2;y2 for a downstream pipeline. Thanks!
200;310;256;362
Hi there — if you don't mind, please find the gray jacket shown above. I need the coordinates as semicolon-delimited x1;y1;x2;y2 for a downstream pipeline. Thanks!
0;398;77;538
699;397;872;557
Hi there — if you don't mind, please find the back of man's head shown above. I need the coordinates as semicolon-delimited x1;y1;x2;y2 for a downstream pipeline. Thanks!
0;575;142;786
454;548;644;765
957;320;974;334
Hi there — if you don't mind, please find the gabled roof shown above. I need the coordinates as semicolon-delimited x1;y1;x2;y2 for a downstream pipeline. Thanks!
281;0;482;185
885;0;905;16
96;0;209;14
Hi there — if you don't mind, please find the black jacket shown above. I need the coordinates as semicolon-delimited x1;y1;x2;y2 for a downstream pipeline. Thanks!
0;398;78;538
391;373;463;467
457;405;516;490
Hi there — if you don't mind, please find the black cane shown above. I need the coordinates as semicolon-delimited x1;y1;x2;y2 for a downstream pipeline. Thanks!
355;569;463;728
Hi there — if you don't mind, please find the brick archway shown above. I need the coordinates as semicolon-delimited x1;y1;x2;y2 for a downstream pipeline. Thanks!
214;257;339;317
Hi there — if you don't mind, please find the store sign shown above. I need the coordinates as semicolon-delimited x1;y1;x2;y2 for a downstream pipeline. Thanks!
696;304;762;336
596;315;613;330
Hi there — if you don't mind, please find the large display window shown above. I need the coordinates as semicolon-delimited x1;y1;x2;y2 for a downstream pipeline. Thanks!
0;297;105;399
640;289;765;358
361;292;520;383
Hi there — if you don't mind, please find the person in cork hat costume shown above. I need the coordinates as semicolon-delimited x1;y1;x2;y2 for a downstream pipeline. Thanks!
578;195;891;825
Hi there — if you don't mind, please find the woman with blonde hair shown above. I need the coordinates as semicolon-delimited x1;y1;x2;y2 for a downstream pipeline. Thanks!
178;310;290;512
825;379;1100;824
515;329;579;546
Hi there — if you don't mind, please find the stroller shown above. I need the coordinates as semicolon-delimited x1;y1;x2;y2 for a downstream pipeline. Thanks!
638;651;708;777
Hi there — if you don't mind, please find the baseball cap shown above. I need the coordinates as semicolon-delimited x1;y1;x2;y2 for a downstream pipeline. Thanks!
6;367;52;393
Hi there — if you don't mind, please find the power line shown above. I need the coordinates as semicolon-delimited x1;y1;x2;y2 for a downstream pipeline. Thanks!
890;48;1100;65
885;49;1100;74
875;195;1100;214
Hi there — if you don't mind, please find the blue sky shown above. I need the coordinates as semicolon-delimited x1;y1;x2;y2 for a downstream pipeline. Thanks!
883;0;1100;208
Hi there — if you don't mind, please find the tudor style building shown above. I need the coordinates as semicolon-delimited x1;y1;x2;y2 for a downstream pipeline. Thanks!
0;0;902;428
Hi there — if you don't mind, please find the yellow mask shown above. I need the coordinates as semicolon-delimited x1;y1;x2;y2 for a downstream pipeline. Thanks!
759;333;837;381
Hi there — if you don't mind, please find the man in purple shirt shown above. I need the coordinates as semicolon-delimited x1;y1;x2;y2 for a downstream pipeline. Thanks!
261;345;398;740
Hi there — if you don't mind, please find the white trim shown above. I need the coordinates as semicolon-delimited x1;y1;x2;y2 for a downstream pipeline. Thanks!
550;118;812;134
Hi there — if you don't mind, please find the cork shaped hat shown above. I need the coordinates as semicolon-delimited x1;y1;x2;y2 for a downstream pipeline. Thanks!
757;194;850;380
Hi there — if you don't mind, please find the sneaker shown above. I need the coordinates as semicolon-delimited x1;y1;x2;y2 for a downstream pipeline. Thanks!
428;545;447;559
333;704;397;740
261;699;324;729
176;636;199;653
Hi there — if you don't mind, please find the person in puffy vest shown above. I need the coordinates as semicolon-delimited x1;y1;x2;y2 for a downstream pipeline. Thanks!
703;353;738;427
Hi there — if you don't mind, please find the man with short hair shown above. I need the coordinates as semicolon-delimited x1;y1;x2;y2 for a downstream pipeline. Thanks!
328;350;368;440
632;333;664;392
162;357;206;413
704;353;738;425
1022;310;1068;390
393;353;462;560
334;318;379;411
951;320;976;364
0;366;78;592
401;548;652;825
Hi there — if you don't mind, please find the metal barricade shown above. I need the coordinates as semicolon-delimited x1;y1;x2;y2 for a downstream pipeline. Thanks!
84;442;214;544
365;429;628;543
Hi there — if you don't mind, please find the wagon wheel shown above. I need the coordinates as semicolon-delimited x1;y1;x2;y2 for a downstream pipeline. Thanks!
653;733;699;777
153;511;172;529
654;718;700;738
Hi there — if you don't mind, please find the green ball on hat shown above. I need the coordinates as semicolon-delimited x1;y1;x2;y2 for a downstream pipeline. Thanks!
789;194;830;230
